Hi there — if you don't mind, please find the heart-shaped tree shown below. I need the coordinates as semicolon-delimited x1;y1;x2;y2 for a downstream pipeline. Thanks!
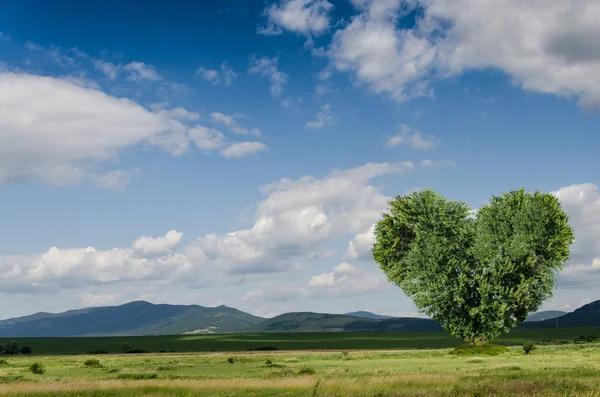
373;189;574;345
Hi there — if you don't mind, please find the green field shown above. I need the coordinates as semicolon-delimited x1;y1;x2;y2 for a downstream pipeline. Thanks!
1;343;600;396
2;327;600;355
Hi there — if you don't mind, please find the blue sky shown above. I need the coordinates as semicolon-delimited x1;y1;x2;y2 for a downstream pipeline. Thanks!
0;0;599;320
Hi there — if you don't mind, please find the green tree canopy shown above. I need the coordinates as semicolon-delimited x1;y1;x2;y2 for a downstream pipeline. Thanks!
373;189;574;344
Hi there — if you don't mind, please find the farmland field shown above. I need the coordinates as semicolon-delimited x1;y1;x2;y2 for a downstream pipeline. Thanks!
1;342;600;396
3;327;600;355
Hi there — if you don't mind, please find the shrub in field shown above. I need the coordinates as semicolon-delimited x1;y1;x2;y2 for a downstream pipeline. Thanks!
127;349;148;354
120;342;131;354
29;362;45;374
19;346;32;355
265;359;272;365
253;346;278;351
450;344;508;356
523;341;536;354
0;359;8;366
84;358;101;367
116;373;157;380
227;357;235;364
0;341;19;355
373;189;574;345
298;366;316;375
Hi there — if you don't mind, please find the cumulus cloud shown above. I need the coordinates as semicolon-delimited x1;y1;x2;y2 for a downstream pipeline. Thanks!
345;224;375;261
420;159;454;167
94;60;119;79
88;169;142;191
188;126;227;150
249;56;289;97
259;0;334;37
0;72;195;187
385;124;439;149
220;142;268;158
553;184;600;289
132;230;184;258
123;62;161;81
210;112;262;137
195;63;238;86
186;162;413;276
0;231;190;293
329;0;600;107
244;262;391;302
304;103;338;129
195;67;220;85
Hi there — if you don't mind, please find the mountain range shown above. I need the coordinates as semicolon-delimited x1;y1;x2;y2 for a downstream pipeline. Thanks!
0;300;593;337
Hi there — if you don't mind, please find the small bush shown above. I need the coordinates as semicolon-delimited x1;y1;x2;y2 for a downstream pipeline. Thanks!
120;342;131;354
29;362;45;375
19;346;32;355
265;359;272;365
0;341;19;355
116;373;157;380
0;359;8;366
88;350;108;355
523;341;536;354
341;351;349;360
84;358;101;367
227;357;235;364
298;366;316;375
450;344;509;356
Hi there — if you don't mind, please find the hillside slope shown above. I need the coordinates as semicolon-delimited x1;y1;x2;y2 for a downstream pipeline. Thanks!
246;312;443;332
520;301;599;329
525;310;567;322
345;311;396;320
0;301;264;337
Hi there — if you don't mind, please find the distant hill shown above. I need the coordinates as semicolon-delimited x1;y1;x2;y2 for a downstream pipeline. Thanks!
525;310;567;322
246;312;443;333
345;311;396;320
520;301;600;329
0;301;264;337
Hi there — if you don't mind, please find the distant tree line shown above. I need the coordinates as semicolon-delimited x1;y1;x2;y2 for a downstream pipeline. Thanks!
0;341;32;355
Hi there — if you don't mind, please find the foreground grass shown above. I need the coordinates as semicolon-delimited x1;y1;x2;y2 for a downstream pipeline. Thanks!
3;326;600;355
1;343;600;396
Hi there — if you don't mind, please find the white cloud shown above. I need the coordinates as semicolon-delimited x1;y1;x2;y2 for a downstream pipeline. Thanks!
220;142;268;158
195;67;220;85
25;41;43;51
221;62;238;86
308;262;390;298
0;72;195;187
259;0;334;37
123;62;161;81
329;0;600;107
304;103;338;129
553;183;600;288
420;159;455;167
0;231;190;292
88;169;142;191
24;42;76;68
195;63;238;86
386;124;439;149
94;60;119;80
132;230;183;258
249;56;289;97
186;162;413;276
210;112;262;137
315;84;329;96
188;126;227;150
344;224;375;261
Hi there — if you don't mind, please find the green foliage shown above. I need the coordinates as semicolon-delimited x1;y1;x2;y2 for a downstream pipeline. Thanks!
116;373;157;380
297;366;316;375
19;345;32;354
373;188;574;344
84;358;101;367
0;359;8;366
120;342;131;354
450;344;509;356
227;357;235;364
265;359;272;365
29;362;45;374
523;341;536;354
0;341;20;355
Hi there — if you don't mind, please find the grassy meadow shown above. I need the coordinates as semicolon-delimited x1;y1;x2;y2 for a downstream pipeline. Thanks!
1;343;600;396
3;327;600;355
